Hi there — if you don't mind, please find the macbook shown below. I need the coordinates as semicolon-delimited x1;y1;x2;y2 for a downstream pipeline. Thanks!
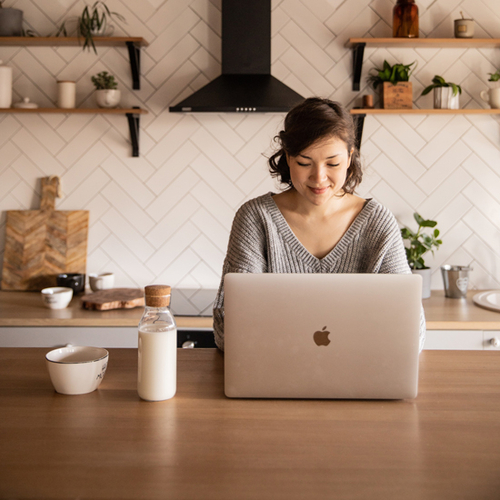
224;273;422;399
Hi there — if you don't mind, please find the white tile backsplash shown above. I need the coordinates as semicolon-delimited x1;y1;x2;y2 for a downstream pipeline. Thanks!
1;0;500;316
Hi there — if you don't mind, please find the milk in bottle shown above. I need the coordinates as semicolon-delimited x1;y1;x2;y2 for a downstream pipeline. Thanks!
138;285;177;401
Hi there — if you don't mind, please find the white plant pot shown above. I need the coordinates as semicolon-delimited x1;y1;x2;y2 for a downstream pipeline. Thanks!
412;268;432;299
433;87;459;109
95;89;121;108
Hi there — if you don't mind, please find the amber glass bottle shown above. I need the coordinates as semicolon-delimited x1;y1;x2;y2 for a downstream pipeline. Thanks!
393;0;419;38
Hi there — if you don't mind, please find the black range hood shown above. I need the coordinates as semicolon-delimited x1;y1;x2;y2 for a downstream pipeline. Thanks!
169;0;304;113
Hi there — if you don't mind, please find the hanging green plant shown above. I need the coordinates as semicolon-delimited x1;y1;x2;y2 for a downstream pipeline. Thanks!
55;1;126;54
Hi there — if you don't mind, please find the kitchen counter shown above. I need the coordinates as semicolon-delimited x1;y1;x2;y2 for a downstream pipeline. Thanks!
1;348;500;499
0;290;213;328
0;289;499;329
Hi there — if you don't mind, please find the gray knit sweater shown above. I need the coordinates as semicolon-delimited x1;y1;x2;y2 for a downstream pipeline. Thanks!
213;192;426;351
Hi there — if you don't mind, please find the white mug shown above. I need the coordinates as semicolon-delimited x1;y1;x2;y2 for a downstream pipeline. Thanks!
89;273;115;292
480;88;500;109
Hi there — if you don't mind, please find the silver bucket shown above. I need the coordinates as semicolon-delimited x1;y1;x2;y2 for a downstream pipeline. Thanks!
440;265;471;298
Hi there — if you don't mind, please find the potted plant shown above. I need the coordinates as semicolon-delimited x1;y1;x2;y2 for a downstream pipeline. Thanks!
55;1;126;54
367;60;416;109
91;71;120;108
421;75;462;109
401;213;442;299
480;70;500;109
0;0;23;36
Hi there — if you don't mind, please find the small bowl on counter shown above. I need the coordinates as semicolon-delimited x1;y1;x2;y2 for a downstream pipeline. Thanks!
41;287;73;309
46;345;109;395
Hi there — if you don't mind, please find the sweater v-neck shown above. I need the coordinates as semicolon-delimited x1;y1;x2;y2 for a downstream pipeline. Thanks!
265;192;376;268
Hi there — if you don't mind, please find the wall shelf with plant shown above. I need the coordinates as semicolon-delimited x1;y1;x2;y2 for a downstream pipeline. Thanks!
0;36;148;90
346;37;500;91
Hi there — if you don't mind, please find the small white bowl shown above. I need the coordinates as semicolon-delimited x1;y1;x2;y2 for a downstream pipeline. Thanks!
46;345;109;395
41;287;73;309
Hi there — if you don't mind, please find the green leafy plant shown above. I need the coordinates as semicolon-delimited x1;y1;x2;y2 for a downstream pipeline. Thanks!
367;60;416;89
91;71;118;90
55;1;126;54
421;75;462;97
488;70;500;82
401;213;442;270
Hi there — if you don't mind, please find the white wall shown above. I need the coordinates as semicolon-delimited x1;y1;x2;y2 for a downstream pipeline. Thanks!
1;0;500;314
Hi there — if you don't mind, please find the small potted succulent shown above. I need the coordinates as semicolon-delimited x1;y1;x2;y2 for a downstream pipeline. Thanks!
91;71;120;108
367;60;416;109
421;75;462;109
401;213;442;299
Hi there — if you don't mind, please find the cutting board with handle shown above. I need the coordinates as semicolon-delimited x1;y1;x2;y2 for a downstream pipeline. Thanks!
81;288;145;310
1;176;89;291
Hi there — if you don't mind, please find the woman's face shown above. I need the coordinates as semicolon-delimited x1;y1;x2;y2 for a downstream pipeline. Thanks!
286;136;352;207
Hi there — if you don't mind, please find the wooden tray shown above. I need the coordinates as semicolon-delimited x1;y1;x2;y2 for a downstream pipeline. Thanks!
81;288;145;311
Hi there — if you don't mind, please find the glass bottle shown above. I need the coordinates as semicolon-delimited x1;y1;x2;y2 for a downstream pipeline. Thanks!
393;0;419;38
138;285;177;401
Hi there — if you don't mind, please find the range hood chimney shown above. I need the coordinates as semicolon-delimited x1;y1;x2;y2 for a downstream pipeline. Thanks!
169;0;305;113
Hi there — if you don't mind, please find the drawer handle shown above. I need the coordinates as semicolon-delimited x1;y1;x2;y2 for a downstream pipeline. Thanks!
182;340;196;349
490;338;500;348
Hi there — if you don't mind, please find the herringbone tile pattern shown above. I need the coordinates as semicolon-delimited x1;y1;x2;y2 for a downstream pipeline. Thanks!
1;0;500;313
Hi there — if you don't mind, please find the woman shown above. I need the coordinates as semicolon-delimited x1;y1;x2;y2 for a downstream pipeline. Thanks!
213;97;425;351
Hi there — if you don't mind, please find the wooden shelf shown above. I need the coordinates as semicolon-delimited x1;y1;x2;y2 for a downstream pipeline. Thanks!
0;36;148;47
350;108;500;114
347;37;500;48
0;36;148;90
0;107;148;114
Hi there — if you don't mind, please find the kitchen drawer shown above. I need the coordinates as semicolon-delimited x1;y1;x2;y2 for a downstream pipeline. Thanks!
424;330;500;350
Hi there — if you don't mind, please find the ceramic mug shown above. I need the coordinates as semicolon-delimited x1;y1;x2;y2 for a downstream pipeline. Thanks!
89;272;115;292
57;273;85;294
480;88;500;109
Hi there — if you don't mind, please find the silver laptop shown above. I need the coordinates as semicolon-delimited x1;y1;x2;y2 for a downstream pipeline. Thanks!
224;273;422;400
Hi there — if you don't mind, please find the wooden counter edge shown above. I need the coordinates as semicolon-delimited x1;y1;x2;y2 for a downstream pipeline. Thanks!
0;316;213;328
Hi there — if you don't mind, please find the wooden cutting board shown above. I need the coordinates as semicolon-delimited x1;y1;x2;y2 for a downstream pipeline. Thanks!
81;288;145;310
1;176;89;291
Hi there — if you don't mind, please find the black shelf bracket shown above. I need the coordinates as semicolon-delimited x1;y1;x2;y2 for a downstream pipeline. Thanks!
126;42;141;90
126;107;141;157
352;112;366;152
352;43;366;91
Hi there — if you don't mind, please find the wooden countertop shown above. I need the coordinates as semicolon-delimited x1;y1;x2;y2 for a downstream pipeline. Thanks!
1;348;500;499
0;290;213;328
1;290;500;330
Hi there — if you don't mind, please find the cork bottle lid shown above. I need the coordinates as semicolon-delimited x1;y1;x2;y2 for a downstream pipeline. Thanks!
145;285;171;307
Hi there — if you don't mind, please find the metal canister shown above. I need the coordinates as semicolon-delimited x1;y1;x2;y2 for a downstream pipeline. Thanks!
441;265;471;298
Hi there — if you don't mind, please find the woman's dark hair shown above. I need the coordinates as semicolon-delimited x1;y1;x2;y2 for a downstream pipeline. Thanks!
268;97;362;194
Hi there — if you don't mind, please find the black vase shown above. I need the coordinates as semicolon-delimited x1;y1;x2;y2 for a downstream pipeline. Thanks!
0;8;23;36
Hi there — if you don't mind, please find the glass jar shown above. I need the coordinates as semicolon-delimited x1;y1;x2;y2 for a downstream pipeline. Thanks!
393;0;419;38
137;285;177;401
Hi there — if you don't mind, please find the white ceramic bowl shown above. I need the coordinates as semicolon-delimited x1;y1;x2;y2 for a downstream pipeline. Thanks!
41;287;73;309
46;345;109;395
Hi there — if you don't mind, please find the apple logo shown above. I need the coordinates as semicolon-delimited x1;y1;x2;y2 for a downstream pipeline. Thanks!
313;326;331;346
